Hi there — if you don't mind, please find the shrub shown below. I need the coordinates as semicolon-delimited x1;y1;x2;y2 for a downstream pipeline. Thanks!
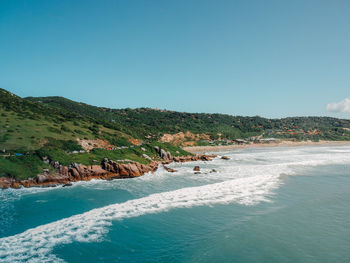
60;124;71;132
42;138;83;151
47;126;61;134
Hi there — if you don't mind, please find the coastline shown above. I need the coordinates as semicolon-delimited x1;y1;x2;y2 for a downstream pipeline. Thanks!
183;140;350;153
0;154;217;189
3;140;350;189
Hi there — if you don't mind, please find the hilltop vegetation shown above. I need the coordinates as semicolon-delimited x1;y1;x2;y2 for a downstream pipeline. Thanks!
25;96;154;139
27;95;350;142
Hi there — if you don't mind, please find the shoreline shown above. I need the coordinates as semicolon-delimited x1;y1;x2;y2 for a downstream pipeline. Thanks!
0;154;217;189
183;140;350;153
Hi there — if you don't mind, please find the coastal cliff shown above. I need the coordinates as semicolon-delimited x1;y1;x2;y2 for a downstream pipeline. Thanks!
0;154;216;189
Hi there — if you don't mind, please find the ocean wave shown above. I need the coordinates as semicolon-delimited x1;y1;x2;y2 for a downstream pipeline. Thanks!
0;173;281;262
2;145;350;262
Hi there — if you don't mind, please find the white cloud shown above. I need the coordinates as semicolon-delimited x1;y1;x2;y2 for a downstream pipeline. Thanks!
326;98;350;113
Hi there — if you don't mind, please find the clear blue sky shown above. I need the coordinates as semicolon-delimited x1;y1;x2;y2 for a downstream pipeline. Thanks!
1;0;349;118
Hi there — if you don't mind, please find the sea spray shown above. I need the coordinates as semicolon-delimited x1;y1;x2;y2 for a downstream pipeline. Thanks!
0;173;282;262
2;145;350;262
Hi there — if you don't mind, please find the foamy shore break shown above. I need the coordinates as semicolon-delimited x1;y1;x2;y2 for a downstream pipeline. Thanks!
0;154;217;189
184;140;350;153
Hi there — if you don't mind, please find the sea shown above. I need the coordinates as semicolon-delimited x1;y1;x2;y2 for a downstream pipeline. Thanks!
1;145;350;263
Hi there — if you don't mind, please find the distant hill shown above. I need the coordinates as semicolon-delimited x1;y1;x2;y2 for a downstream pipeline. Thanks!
26;95;350;142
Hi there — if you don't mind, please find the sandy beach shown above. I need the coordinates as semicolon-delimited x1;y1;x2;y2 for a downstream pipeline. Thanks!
183;140;350;153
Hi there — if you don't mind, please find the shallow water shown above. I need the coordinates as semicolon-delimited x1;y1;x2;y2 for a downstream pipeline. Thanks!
1;145;350;262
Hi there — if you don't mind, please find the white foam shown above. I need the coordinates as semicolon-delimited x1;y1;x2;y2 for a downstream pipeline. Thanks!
2;145;350;262
0;173;281;262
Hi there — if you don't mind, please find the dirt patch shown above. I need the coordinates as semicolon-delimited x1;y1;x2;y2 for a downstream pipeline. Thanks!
129;138;142;145
39;138;49;147
160;131;210;146
77;139;112;151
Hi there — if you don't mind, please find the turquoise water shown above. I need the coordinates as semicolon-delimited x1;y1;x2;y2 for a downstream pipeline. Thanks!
1;145;350;262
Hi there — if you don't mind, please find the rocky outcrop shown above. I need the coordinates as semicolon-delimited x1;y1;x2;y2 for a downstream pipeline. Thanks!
142;154;152;161
101;159;158;178
154;146;172;160
159;131;211;146
0;153;217;189
36;173;70;185
163;165;177;173
172;154;216;162
0;177;14;189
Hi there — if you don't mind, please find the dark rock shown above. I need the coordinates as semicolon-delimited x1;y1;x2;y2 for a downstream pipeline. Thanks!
163;165;177;173
49;161;60;168
59;166;69;176
193;166;200;171
69;168;80;178
160;148;167;159
46;184;59;188
221;156;230;160
36;174;48;183
11;182;21;189
71;163;80;168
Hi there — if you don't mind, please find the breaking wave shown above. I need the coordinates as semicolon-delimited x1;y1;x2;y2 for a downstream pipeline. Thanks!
1;145;350;262
0;174;281;262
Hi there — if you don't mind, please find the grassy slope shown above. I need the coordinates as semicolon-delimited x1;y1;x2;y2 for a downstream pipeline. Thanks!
37;142;190;167
26;96;149;139
26;96;261;139
27;96;350;141
1;89;188;180
0;155;53;180
0;89;135;151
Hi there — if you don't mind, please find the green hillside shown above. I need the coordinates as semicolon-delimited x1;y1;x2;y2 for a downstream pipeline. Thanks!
27;95;350;142
0;89;186;180
25;96;154;138
0;89;133;151
2;88;350;181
